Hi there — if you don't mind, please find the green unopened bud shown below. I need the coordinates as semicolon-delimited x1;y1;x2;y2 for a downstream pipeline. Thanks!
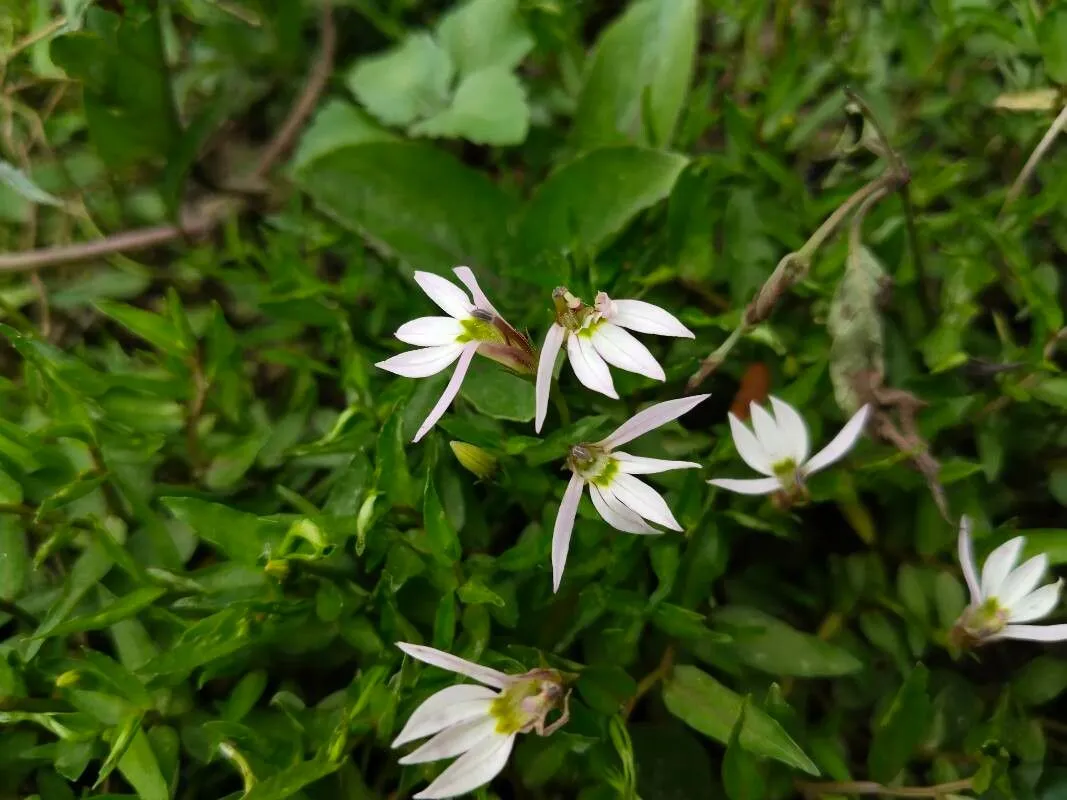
264;559;290;580
55;670;80;688
450;441;497;480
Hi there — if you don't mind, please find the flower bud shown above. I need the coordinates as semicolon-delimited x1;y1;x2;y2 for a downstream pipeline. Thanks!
450;441;497;480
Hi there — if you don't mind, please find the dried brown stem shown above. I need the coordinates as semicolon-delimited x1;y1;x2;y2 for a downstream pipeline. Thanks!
796;777;973;798
1001;103;1067;215
0;2;335;273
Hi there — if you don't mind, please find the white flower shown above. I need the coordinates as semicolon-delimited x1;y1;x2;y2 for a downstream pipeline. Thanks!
551;395;709;592
708;397;871;496
377;267;535;443
954;516;1067;644
392;643;569;799
534;289;694;432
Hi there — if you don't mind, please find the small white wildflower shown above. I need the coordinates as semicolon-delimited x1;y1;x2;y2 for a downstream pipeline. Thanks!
534;288;694;432
376;267;535;442
953;516;1067;645
551;395;709;592
708;397;870;497
392;643;569;799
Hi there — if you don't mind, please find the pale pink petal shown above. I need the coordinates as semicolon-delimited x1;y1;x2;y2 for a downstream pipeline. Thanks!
600;395;710;450
589;323;665;381
415;271;474;319
994;623;1067;643
802;404;871;475
398;715;498;764
604;298;694;338
588;483;657;534
552;473;585;592
535;323;565;433
613;452;702;474
396;642;511;690
958;516;981;605
1008;581;1062;624
414;733;515;799
396;317;464;347
609;473;682;531
452;266;500;317
567;334;618;398
708;477;781;495
392;685;496;747
728;413;773;476
377;344;465;379
749;402;786;464
981;537;1024;601
413;343;479;442
999;554;1050;607
768;396;810;464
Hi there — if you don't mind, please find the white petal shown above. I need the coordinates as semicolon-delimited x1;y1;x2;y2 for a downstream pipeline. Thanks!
392;686;496;747
708;477;781;495
588;483;658;534
414;733;515;799
613;452;702;474
413;343;479;443
452;266;499;316
415;271;474;319
396;643;511;690
1008;580;1062;624
609;473;682;531
377;344;465;379
995;623;1067;643
535;323;565;433
605;298;694;338
398;715;498;764
749;402;785;464
981;537;1024;601
589;323;665;381
727;413;774;476
552;473;585;593
396;317;464;347
768;396;810;464
567;334;618;398
958;516;981;605
999;554;1049;608
600;395;710;450
802;404;871;475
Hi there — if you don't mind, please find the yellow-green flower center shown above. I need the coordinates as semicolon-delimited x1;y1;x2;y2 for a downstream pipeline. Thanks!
959;597;1007;638
568;444;616;485
772;458;799;490
459;316;506;345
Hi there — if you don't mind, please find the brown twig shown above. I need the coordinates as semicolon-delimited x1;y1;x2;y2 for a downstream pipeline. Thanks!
0;2;335;273
796;777;973;798
1001;103;1067;215
621;645;674;719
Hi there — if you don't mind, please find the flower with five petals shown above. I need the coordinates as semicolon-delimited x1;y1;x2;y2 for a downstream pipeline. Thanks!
535;288;694;432
376;267;535;442
952;516;1067;646
392;642;569;799
708;397;871;497
551;395;709;592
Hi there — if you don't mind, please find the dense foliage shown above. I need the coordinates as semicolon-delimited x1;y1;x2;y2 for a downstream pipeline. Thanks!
2;0;1067;798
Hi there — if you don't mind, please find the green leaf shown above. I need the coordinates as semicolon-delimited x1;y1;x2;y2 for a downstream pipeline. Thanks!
292;100;397;170
571;0;699;148
1032;377;1067;409
423;476;461;563
1023;529;1067;564
514;146;688;285
137;608;248;680
436;0;534;78
1014;656;1067;706
0;160;64;207
162;497;287;565
346;33;454;127
411;66;529;145
713;607;862;678
95;711;143;788
0;515;29;601
457;576;505;607
94;300;188;357
662;665;819;774
828;245;887;414
117;727;169;800
40;587;166;638
26;541;113;661
459;362;535;421
722;697;767;800
294;141;517;274
868;664;933;783
376;405;414;509
576;666;637;715
1039;8;1067;84
242;758;340;800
